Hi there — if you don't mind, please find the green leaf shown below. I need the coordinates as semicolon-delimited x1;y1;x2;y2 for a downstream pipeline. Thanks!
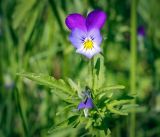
67;78;81;93
85;119;93;129
96;85;125;97
67;115;80;127
107;100;133;115
95;58;101;76
93;55;105;89
99;85;125;91
121;104;139;113
48;120;68;134
17;72;72;95
13;0;37;29
56;104;75;116
106;129;111;137
48;115;79;134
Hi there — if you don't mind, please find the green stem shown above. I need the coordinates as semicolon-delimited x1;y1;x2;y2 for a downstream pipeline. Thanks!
88;58;94;89
91;58;95;90
15;86;30;137
0;35;3;93
129;0;137;137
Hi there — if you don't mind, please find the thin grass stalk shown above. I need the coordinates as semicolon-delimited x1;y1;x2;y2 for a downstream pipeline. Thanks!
15;86;30;137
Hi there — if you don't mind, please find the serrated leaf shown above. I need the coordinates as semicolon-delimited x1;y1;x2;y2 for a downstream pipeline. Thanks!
48;115;79;134
56;104;75;116
17;72;72;95
107;100;133;115
48;120;68;134
96;85;125;97
106;129;111;137
85;119;92;129
93;55;105;89
121;104;139;111
67;78;81;92
99;85;125;91
67;115;79;127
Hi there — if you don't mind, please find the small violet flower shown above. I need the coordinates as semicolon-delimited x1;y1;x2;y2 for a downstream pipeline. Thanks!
78;88;94;117
65;10;107;59
137;26;145;51
137;26;145;37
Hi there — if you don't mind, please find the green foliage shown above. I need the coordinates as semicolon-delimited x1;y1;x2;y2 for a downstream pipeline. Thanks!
1;0;160;136
17;54;135;136
17;72;73;95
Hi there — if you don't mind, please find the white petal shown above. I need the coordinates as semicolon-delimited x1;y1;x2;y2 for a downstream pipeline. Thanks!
83;108;89;117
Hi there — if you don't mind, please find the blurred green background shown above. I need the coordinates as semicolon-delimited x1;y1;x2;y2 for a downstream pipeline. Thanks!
0;0;160;137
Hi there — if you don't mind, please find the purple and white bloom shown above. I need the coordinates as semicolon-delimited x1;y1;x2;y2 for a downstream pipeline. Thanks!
137;26;145;51
78;88;94;117
65;10;107;59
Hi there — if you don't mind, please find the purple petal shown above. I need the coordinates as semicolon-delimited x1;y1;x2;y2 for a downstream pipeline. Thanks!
86;10;107;30
69;29;87;48
78;102;86;110
78;98;94;110
85;98;94;108
65;13;86;31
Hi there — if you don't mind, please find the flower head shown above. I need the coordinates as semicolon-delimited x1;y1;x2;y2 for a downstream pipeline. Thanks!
137;26;145;37
77;87;94;117
78;97;94;110
65;10;107;59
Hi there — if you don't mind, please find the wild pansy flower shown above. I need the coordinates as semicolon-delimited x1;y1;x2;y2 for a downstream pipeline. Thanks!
137;26;145;51
137;26;145;37
78;87;94;117
65;10;107;59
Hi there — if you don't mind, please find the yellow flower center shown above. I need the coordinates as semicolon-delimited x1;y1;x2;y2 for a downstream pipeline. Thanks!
83;39;93;50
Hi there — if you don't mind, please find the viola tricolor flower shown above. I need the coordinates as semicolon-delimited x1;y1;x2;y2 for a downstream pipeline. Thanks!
137;26;145;52
78;88;94;117
78;98;94;110
65;10;107;59
137;26;145;37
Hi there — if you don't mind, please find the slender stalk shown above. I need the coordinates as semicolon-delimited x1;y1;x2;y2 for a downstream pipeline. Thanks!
15;86;30;137
129;0;137;137
0;34;3;93
91;58;95;90
88;58;94;89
